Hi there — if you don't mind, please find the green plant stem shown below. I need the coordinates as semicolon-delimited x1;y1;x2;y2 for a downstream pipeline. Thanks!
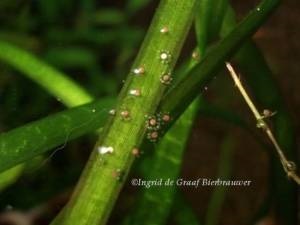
0;40;93;107
51;1;198;225
225;62;300;184
122;41;200;225
124;1;230;224
159;0;280;118
124;98;200;225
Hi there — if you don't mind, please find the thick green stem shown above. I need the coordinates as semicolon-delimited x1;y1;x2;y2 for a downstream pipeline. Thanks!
51;1;198;224
124;98;200;225
124;1;230;224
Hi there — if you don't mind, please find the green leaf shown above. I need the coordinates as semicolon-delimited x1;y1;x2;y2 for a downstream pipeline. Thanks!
204;136;234;225
124;98;200;225
92;9;126;25
44;47;97;69
126;0;151;14
198;98;250;131
172;193;201;225
0;39;96;190
0;40;93;107
0;98;115;173
0;164;24;191
195;0;229;53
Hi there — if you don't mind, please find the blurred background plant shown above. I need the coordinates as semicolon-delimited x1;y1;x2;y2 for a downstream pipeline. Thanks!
0;0;299;225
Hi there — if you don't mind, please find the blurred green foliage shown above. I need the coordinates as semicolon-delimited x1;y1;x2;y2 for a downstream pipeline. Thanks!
0;0;149;129
0;0;297;225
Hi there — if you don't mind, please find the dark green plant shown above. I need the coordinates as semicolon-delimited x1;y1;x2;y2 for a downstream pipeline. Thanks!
0;0;298;224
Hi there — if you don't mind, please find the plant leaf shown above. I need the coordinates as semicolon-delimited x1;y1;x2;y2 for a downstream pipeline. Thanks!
204;136;234;225
0;98;115;172
0;40;93;107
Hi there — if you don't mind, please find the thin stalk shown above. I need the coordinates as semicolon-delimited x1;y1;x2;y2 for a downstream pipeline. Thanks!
225;62;300;184
227;63;261;118
51;1;198;225
221;6;297;224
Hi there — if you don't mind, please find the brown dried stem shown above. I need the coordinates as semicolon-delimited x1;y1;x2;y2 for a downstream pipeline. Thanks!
225;62;300;185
